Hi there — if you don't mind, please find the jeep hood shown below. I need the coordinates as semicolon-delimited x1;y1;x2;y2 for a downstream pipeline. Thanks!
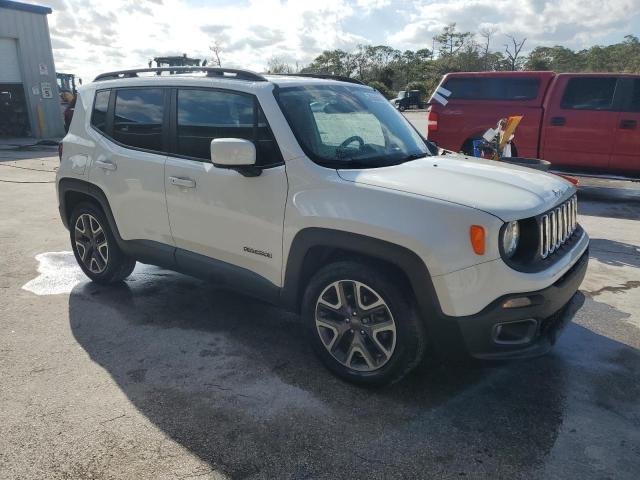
337;155;575;221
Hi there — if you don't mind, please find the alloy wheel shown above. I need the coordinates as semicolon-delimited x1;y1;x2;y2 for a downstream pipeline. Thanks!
74;213;109;274
315;280;397;372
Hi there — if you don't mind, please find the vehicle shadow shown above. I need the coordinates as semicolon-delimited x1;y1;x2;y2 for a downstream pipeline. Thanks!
589;238;640;268
68;268;640;479
577;184;640;221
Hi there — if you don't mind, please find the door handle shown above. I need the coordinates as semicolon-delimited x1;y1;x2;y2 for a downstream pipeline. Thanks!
620;119;637;129
169;176;196;188
550;116;566;126
95;159;117;171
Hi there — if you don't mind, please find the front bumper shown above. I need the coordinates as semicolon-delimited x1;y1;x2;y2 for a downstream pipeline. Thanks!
448;248;588;360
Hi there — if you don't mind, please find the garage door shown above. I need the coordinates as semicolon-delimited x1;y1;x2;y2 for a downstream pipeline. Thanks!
0;38;22;83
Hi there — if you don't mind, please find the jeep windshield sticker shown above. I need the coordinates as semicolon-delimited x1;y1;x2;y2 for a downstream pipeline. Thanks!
243;246;273;259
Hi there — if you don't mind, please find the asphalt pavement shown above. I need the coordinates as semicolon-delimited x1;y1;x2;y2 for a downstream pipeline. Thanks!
0;148;639;479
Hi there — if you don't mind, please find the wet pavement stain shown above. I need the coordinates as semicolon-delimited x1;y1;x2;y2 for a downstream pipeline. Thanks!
584;280;640;297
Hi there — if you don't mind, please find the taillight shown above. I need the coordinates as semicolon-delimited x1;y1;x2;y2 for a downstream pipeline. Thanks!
58;143;63;162
427;110;438;133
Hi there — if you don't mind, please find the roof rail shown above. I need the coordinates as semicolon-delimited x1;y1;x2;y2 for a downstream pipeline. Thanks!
269;73;365;85
94;67;267;82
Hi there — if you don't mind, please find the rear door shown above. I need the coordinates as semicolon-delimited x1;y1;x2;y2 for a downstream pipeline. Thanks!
541;76;620;170
164;88;287;287
88;87;173;246
611;77;640;174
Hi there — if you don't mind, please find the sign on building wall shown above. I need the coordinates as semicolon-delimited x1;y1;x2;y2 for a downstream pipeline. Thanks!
40;82;53;99
39;63;49;75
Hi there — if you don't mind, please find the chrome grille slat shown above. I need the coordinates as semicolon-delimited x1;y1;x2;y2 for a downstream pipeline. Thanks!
538;195;578;259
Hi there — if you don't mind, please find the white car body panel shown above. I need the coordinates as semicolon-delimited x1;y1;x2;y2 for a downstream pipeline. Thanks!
165;157;287;285
337;155;575;221
432;231;589;316
57;74;587;321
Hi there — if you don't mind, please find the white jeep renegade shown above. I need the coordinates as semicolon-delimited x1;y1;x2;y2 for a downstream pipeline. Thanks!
57;67;589;385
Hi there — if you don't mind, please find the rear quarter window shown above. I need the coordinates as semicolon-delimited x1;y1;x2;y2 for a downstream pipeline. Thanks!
91;90;110;133
443;77;540;100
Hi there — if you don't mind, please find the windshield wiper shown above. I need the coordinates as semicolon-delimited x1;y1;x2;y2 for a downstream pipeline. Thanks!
402;153;429;162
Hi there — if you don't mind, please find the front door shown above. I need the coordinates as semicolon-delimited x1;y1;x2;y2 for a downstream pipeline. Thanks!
611;77;640;174
164;88;287;287
541;76;619;171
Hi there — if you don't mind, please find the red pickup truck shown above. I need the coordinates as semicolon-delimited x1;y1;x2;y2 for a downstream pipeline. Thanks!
426;71;640;176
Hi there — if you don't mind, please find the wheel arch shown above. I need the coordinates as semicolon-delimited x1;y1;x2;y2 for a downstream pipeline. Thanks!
58;178;124;245
282;228;435;315
281;228;465;358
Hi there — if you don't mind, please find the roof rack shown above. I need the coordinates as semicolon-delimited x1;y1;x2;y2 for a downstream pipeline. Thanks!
269;73;365;85
94;67;267;82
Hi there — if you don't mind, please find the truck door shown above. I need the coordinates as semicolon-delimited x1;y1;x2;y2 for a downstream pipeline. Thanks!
611;77;640;175
541;76;619;171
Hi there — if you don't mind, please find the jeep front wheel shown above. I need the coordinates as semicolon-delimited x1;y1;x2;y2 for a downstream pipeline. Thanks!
302;261;425;386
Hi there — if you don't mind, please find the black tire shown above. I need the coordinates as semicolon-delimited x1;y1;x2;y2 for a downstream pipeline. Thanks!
398;104;406;112
302;261;426;386
69;201;136;284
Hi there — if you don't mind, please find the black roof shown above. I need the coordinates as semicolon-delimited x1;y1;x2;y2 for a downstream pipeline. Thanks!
0;0;52;15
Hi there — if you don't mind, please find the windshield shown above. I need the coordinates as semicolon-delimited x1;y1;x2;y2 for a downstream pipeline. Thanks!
275;84;430;169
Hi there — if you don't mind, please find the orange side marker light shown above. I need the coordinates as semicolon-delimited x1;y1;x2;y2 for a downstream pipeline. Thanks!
470;225;485;255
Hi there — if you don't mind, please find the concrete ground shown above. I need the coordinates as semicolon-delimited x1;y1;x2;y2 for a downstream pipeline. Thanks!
0;149;639;480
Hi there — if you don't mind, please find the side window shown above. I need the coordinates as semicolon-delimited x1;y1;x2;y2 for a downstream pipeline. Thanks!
176;89;282;166
624;79;640;112
91;90;110;133
443;78;539;100
561;77;617;110
113;88;165;151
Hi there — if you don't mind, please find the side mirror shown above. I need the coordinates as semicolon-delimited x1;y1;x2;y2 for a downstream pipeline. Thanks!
210;138;260;177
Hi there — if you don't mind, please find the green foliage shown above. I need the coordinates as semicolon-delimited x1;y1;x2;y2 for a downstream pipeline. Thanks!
293;25;640;96
405;81;428;96
367;81;394;99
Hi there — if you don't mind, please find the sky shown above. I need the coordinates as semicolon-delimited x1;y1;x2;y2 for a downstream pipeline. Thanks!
26;0;640;83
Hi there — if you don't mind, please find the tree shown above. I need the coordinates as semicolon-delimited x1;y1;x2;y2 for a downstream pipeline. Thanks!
479;28;497;70
209;42;222;67
434;23;472;57
504;35;526;70
368;80;393;99
265;57;296;74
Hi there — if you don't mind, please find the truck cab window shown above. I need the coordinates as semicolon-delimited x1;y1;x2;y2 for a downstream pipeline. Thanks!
561;77;617;110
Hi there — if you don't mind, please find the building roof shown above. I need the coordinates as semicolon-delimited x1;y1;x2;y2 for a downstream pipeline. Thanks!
0;0;52;15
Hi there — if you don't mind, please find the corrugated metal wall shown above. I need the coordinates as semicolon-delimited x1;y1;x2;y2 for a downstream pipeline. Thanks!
0;6;64;138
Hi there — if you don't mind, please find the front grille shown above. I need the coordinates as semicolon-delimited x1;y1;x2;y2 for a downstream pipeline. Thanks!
539;195;578;259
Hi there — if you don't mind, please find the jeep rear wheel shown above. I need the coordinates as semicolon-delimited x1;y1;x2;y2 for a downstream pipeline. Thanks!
302;261;425;386
70;202;136;284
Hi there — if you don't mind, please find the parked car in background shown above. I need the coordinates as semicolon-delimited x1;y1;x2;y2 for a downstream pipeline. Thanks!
392;89;424;111
426;71;640;176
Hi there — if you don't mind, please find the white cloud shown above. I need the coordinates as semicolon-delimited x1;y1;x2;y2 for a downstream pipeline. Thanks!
21;0;640;83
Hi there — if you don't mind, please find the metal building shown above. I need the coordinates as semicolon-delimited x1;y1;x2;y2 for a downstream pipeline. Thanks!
0;0;64;138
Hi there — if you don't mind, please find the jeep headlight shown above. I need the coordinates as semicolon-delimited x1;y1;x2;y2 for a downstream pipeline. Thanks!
501;221;520;258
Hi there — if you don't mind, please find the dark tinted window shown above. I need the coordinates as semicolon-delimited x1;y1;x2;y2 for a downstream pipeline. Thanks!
177;89;282;165
91;90;110;133
113;88;165;151
443;77;540;100
561;77;617;110
625;79;640;112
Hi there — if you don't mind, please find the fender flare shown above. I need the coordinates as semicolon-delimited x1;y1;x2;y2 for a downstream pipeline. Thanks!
281;228;436;310
281;228;464;356
58;178;123;241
